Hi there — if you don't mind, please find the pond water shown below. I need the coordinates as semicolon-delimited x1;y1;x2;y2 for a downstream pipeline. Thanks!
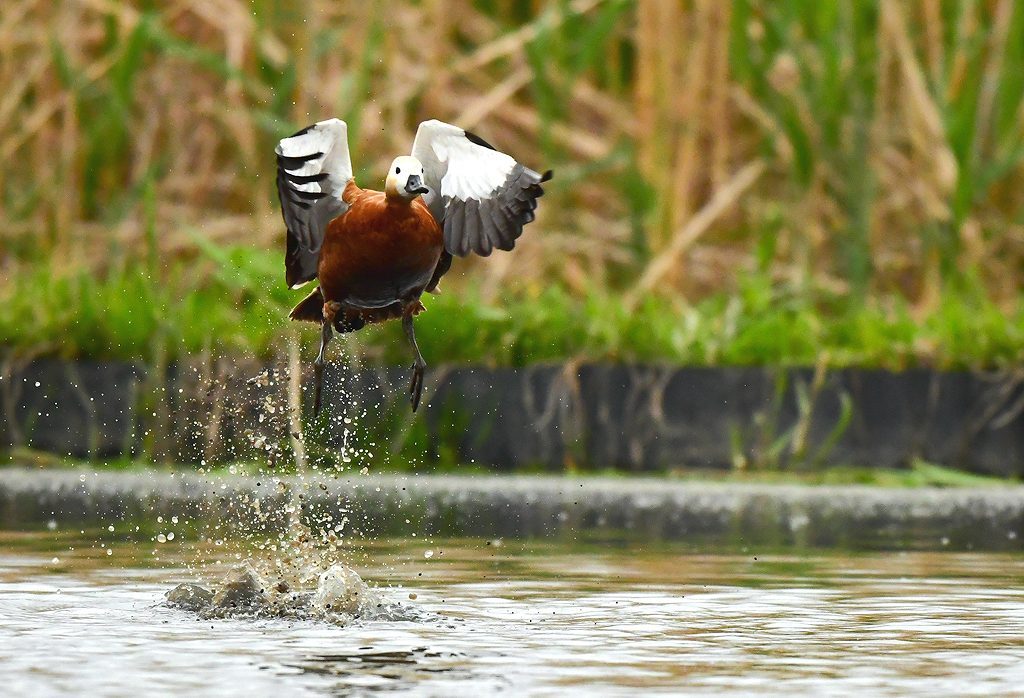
1;530;1022;696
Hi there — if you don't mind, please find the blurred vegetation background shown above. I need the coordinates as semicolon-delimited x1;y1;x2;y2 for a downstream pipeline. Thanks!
1;0;1023;368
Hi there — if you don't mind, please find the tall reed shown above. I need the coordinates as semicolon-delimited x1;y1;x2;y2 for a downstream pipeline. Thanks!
1;0;1022;320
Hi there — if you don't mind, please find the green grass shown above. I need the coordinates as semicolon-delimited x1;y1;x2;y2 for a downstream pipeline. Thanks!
2;242;1022;369
4;450;1014;487
0;248;287;361
668;460;1014;488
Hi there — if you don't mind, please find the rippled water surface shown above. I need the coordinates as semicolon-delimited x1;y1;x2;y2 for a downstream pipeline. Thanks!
1;531;1022;696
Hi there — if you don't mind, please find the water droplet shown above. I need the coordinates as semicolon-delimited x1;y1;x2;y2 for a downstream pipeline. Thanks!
47;520;57;531
106;549;113;556
156;534;167;543
107;525;114;532
51;557;59;564
167;532;175;541
423;550;434;559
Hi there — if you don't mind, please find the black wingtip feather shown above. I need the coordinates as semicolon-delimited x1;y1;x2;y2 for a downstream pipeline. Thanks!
463;130;498;151
277;152;323;170
442;164;550;258
285;171;330;185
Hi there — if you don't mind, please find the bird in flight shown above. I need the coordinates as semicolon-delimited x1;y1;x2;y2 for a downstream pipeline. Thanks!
275;119;552;416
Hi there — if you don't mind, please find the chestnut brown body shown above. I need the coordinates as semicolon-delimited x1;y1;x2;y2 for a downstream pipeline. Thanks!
321;181;442;313
276;117;549;415
289;181;444;328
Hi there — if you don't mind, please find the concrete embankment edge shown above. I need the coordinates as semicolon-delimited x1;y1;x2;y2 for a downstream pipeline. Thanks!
1;468;1022;551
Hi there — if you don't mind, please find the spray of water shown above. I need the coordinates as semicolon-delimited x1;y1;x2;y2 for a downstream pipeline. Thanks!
160;336;419;623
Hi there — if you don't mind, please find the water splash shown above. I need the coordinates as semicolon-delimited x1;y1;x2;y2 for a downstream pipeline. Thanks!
163;339;417;623
166;553;418;623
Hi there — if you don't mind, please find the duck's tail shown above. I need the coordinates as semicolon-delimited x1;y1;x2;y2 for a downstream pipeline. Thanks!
288;286;325;323
291;287;427;334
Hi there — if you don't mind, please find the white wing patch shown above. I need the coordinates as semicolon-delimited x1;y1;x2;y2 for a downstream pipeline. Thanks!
276;118;353;288
431;133;516;200
276;118;352;198
412;119;514;202
410;119;550;258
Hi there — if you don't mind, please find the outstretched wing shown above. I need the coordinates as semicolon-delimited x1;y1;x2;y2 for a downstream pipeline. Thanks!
411;119;552;258
276;118;353;288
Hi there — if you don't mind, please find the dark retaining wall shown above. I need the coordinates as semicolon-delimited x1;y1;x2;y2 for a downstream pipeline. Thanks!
1;358;1023;476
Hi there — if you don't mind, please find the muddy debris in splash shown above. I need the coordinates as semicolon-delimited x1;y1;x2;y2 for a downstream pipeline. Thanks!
165;583;213;612
165;560;415;623
210;560;272;610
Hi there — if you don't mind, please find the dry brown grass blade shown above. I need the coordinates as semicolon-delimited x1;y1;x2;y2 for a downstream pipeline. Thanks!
0;97;67;161
668;1;710;238
455;66;532;128
946;1;979;103
451;0;602;76
730;86;793;164
0;53;49;131
882;0;957;200
2;0;1023;312
707;1;733;189
920;0;945;86
496;100;612;160
626;159;767;310
972;0;1014;168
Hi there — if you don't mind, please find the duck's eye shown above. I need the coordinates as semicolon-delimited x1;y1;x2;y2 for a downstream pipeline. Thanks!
395;167;401;174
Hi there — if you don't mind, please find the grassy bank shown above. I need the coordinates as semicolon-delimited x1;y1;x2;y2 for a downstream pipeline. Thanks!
2;242;1022;369
4;448;1013;487
3;1;1024;330
3;0;1024;476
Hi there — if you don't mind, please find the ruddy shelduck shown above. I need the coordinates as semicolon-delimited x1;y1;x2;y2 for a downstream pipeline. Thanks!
275;119;551;415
